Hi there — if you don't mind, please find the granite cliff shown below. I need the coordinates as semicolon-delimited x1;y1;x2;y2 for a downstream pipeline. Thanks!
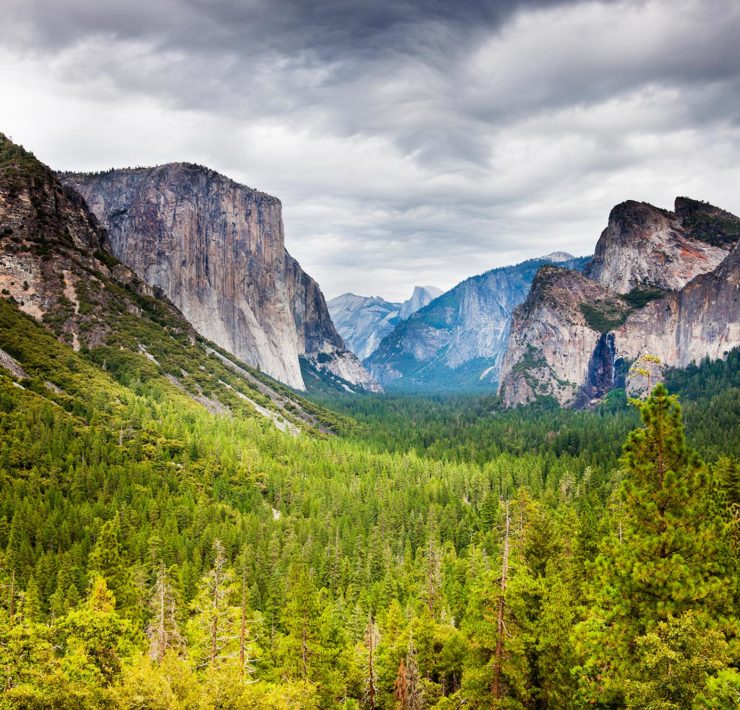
0;133;347;430
615;240;740;370
585;197;731;293
499;197;740;407
62;164;378;392
497;267;626;407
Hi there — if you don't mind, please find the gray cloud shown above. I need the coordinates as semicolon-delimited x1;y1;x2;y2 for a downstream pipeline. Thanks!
1;0;739;301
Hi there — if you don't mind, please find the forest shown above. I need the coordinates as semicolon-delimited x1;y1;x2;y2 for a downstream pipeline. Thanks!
0;299;738;708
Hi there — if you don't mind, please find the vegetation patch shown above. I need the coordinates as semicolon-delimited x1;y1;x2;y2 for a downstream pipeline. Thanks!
682;210;740;248
580;299;631;332
623;286;666;309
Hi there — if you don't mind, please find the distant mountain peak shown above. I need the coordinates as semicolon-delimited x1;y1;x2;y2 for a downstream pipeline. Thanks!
366;254;589;391
328;284;442;361
399;285;442;320
541;251;576;262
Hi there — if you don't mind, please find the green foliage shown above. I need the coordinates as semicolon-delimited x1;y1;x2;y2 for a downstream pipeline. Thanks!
579;298;631;332
623;286;666;309
0;292;737;706
681;209;740;248
574;385;737;706
0;133;52;193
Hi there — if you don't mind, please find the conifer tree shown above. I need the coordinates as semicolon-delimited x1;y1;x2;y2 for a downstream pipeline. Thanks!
57;576;134;684
395;634;423;710
21;576;44;623
88;517;132;613
363;615;380;710
281;563;321;683
577;384;734;703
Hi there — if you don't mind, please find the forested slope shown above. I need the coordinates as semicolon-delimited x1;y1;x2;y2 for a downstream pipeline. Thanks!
0;293;738;708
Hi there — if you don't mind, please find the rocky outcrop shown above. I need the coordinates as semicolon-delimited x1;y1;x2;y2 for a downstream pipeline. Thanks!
498;267;625;407
366;255;588;391
499;197;740;408
62;164;377;391
0;133;136;351
614;241;740;369
585;198;731;294
625;354;666;399
328;285;441;361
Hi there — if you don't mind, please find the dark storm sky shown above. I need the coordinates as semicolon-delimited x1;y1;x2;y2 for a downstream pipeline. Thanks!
2;0;739;300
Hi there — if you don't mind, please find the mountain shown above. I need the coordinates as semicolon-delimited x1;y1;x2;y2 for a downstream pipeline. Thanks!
398;285;442;320
365;254;589;391
60;164;378;393
327;285;441;360
497;266;624;408
499;197;740;407
584;198;730;293
0;132;359;428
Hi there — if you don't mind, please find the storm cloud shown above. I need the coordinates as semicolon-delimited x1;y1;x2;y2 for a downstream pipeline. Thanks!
2;0;739;300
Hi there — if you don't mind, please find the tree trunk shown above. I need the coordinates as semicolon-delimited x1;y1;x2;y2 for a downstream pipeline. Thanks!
492;501;510;701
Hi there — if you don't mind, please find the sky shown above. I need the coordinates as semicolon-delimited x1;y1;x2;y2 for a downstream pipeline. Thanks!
2;1;739;302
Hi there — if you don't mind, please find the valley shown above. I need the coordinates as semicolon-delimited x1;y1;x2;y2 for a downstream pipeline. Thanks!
0;132;738;709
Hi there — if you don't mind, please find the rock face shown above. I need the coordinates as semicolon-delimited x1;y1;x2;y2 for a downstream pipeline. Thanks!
62;164;378;392
615;241;740;369
366;255;588;391
498;267;625;407
0;134;358;431
585;198;731;294
499;197;740;407
328;285;441;361
625;354;666;399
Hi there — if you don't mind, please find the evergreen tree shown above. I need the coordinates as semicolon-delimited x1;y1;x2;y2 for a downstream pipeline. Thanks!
88;517;133;613
363;615;380;710
576;384;734;704
280;563;321;683
57;576;135;685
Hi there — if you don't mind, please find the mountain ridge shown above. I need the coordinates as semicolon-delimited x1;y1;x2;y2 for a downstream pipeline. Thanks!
328;285;441;361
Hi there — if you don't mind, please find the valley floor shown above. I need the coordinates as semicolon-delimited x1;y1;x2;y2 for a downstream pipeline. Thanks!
0;302;738;708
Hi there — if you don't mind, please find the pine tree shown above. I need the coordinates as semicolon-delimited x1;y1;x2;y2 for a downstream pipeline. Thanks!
396;634;423;710
21;575;44;623
88;517;132;613
281;563;321;683
57;576;134;684
363;615;380;710
576;384;734;704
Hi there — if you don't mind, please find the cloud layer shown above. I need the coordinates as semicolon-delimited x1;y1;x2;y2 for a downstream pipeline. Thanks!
2;0;739;300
